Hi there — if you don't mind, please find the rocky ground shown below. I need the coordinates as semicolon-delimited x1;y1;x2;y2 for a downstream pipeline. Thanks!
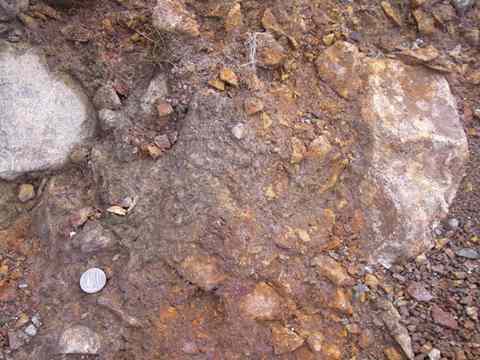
0;0;479;359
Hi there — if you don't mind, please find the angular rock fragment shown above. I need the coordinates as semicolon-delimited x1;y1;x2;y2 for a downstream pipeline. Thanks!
431;304;458;329
381;1;402;26
407;282;433;302
0;42;95;180
17;184;35;203
152;0;199;37
255;32;287;68
380;300;414;360
224;3;242;32
98;109;130;133
271;324;304;355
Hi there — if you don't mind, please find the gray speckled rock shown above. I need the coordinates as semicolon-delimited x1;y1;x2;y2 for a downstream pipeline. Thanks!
0;42;95;180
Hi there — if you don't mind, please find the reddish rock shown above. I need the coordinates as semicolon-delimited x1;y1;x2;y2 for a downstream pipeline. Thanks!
406;282;433;302
244;97;264;115
431;305;458;329
156;101;174;118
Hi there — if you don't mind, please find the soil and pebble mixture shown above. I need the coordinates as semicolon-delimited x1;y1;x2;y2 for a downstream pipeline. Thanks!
0;0;480;359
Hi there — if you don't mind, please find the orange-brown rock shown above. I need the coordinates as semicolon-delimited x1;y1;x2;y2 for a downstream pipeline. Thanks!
179;255;226;291
271;324;305;355
311;255;353;286
316;41;364;99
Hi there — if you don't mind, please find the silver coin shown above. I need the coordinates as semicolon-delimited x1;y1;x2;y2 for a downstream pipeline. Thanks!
80;268;107;294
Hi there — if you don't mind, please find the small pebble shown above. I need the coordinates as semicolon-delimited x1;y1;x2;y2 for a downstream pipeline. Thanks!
456;248;480;260
428;348;441;360
24;324;37;337
232;123;245;140
157;101;174;118
433;226;443;236
448;218;460;229
474;108;480;119
17;184;35;203
31;315;42;328
8;28;22;43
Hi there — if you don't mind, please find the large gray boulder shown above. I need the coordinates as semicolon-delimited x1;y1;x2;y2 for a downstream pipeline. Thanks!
0;42;95;180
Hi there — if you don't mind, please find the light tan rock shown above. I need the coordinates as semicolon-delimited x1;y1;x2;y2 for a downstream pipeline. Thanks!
225;3;242;32
381;1;402;26
413;8;435;35
152;0;200;37
17;184;35;203
219;68;239;87
239;282;283;320
360;58;468;265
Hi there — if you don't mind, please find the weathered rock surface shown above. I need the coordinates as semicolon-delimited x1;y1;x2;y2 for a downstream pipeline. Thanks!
58;325;101;354
72;221;115;253
0;0;28;21
361;57;468;265
316;41;364;99
0;42;95;180
317;41;468;265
